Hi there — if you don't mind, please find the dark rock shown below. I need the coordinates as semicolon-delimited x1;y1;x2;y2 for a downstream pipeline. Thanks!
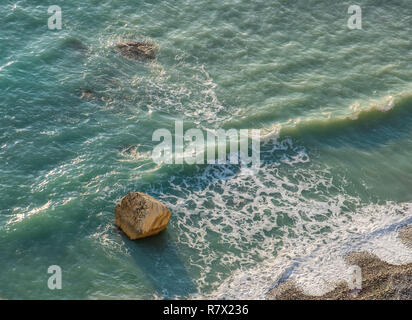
80;89;93;100
80;89;105;102
116;41;156;60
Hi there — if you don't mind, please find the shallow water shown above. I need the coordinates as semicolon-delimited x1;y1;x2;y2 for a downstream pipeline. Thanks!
1;0;412;299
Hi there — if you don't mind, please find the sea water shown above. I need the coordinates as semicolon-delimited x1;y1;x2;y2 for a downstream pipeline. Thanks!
1;0;412;299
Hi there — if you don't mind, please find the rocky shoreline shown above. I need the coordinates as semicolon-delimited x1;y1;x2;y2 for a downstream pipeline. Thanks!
268;225;412;300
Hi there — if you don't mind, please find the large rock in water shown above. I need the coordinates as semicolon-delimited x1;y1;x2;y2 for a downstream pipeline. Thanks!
115;192;171;240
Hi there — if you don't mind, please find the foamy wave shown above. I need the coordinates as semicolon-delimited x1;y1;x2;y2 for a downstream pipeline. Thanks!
138;132;412;299
206;202;412;299
135;139;345;296
230;92;412;143
348;95;395;119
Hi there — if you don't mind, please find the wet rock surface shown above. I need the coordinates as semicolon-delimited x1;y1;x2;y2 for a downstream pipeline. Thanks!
116;41;156;60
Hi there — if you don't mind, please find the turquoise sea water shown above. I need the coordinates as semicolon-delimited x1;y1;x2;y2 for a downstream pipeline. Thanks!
1;0;412;299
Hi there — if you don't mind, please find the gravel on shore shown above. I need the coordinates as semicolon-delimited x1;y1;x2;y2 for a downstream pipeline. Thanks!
399;225;412;249
268;225;412;300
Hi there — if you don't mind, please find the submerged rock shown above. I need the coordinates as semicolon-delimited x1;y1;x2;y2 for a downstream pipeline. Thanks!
80;89;93;100
115;192;171;240
80;88;105;102
116;41;156;60
63;37;88;52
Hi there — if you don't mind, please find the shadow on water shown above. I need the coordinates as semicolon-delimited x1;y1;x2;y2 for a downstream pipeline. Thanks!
121;229;197;299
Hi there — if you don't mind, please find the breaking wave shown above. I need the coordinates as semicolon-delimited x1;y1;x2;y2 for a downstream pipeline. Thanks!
258;92;412;142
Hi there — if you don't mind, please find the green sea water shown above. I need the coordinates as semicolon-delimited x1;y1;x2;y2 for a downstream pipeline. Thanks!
1;0;412;299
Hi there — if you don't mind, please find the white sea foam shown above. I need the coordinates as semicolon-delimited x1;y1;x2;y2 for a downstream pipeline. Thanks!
89;36;237;126
0;60;14;71
141;135;412;299
205;201;412;299
348;95;395;119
